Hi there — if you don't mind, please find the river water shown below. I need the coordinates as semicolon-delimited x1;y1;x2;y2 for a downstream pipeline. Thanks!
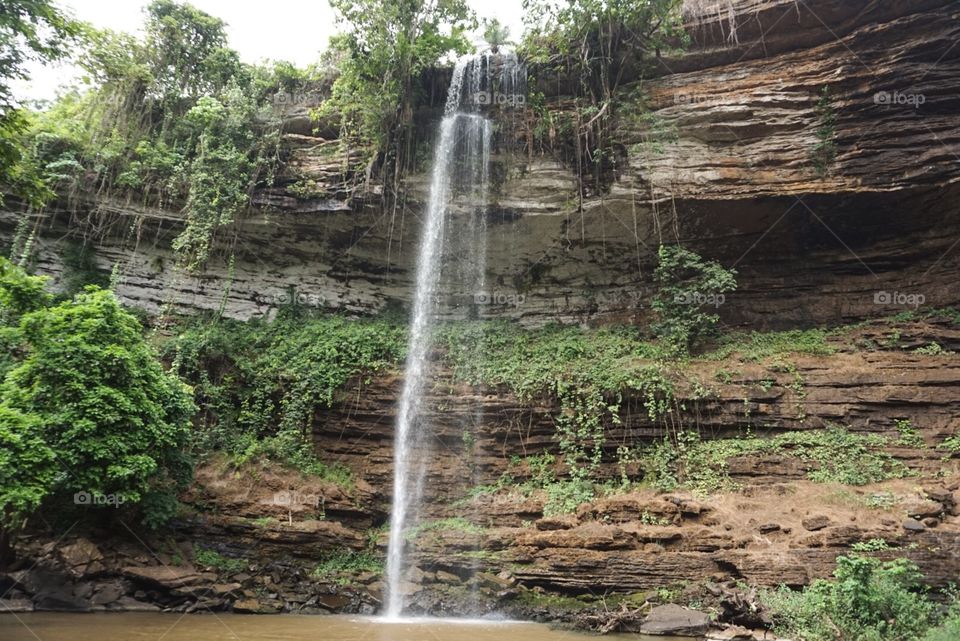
0;613;693;640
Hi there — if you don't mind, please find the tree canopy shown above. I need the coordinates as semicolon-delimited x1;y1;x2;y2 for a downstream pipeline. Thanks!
0;259;195;537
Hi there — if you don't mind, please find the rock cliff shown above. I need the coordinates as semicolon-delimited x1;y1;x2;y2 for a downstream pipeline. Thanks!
3;0;957;328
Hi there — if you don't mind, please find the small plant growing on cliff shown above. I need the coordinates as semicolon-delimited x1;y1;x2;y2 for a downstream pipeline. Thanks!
195;548;248;574
810;86;838;176
651;245;737;354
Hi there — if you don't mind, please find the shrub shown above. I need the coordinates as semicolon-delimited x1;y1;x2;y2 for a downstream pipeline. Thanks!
1;279;195;530
651;245;737;353
764;554;936;641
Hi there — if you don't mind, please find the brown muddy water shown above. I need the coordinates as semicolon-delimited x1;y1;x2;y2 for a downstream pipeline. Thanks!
0;613;695;640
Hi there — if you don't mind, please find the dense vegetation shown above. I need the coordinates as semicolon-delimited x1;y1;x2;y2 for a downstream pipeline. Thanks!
3;0;314;270
320;0;474;209
164;309;406;481
763;545;960;641
0;258;194;561
521;0;686;193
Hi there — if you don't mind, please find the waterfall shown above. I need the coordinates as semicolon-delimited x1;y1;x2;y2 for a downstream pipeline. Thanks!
384;52;526;619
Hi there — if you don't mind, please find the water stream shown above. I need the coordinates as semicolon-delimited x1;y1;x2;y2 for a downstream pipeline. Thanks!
383;52;525;618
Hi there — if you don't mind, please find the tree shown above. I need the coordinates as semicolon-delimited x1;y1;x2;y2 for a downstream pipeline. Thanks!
320;0;475;205
14;1;288;271
0;406;56;565
651;245;737;353
482;18;511;53
0;265;196;557
0;0;79;206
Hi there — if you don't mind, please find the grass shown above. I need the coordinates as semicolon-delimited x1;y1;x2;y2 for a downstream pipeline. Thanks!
405;517;485;540
311;549;383;580
194;548;248;574
703;328;835;362
647;426;911;495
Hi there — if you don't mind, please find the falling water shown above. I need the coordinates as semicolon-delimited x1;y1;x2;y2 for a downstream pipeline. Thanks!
384;52;526;619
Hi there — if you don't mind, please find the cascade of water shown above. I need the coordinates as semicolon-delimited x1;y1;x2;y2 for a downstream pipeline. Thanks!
383;52;526;620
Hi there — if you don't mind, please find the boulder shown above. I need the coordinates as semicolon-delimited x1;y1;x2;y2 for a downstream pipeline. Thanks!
233;597;280;614
903;518;926;532
801;515;832;531
535;515;579;531
640;604;712;636
33;588;91;612
0;598;33;613
904;500;943;520
121;565;204;589
434;570;461;585
59;538;105;578
110;596;160;612
90;581;126;606
315;593;351;610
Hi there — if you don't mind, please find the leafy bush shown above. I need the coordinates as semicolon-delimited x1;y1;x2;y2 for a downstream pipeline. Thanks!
0;268;194;531
651;245;737;353
764;554;936;641
705;328;835;362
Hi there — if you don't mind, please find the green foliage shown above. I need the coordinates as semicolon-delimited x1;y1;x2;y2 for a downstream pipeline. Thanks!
0;265;194;530
194;547;247;574
0;406;56;530
647;427;910;495
406;517;484;539
705;329;835;362
0;0;79;206
442;321;673;499
9;1;309;270
319;0;474;188
915;342;951;356
764;554;936;641
520;0;684;190
923;611;960;641
811;86;837;176
482;18;511;52
166;311;405;482
651;245;738;353
311;549;383;580
940;433;960;453
894;419;925;448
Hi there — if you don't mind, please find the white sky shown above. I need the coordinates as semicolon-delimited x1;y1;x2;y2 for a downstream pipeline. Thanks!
14;0;528;103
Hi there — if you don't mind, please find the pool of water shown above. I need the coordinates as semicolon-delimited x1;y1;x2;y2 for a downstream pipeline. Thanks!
1;613;693;640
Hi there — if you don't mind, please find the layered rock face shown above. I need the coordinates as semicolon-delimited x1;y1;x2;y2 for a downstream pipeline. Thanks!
3;0;958;328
